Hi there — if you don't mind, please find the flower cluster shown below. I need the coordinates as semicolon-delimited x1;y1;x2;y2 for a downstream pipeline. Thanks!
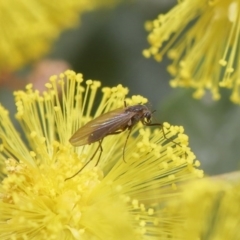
143;0;240;103
0;70;203;239
166;178;240;239
0;0;119;71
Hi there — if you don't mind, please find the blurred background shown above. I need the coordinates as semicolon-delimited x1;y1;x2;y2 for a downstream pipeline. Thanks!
1;0;239;175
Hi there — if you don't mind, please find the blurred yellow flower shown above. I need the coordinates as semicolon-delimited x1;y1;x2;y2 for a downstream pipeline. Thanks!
0;70;203;239
0;0;119;71
166;178;240;239
143;0;240;103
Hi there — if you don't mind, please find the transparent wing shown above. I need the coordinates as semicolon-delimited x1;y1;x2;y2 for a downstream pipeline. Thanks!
69;108;135;146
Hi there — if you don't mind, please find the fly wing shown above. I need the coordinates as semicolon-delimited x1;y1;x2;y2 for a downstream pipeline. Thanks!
69;108;135;146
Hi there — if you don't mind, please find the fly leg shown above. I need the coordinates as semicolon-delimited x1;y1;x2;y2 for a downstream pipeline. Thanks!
105;127;130;163
94;139;103;167
65;139;103;181
145;122;182;148
65;130;126;181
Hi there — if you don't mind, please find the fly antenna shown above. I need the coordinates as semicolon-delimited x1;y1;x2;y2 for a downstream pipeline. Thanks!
151;110;156;114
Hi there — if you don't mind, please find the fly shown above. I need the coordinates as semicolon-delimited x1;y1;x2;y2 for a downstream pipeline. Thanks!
65;102;180;181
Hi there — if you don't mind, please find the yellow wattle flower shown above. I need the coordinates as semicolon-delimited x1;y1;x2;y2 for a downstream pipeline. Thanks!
166;178;240;239
0;70;203;239
143;0;240;103
0;0;119;71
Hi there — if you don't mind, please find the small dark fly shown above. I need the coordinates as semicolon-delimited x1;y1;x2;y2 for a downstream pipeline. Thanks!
65;103;180;181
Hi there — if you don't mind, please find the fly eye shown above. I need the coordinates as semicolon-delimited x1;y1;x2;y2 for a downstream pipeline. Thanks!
145;113;151;123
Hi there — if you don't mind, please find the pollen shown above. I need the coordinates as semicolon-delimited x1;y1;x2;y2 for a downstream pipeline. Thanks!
132;199;139;209
45;83;53;89
30;151;36;157
139;220;146;227
86;79;93;85
148;208;154;215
